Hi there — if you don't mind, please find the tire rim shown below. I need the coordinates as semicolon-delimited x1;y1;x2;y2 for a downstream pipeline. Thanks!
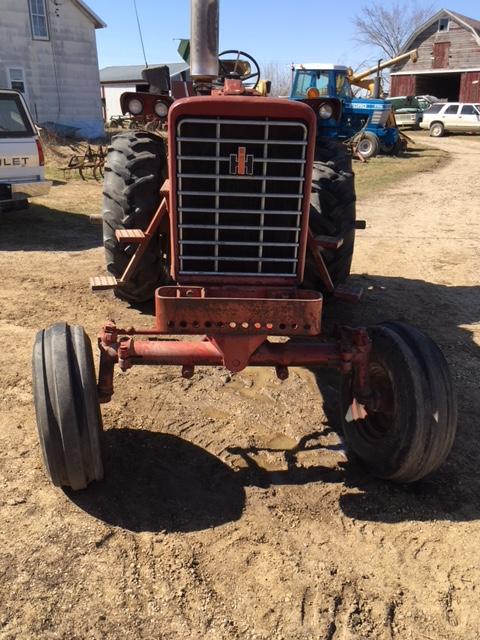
431;124;442;137
358;139;374;156
351;361;395;442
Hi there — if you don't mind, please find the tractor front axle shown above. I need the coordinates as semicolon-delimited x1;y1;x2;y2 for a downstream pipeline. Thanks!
97;320;372;404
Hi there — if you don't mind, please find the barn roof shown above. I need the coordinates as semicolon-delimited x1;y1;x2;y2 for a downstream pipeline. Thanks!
448;10;480;36
72;0;106;29
100;63;190;84
400;8;480;53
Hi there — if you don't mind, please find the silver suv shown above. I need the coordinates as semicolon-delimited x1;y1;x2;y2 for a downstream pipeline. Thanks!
0;89;51;210
420;102;480;137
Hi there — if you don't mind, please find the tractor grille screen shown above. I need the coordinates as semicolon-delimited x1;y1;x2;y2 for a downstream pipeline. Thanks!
175;117;308;277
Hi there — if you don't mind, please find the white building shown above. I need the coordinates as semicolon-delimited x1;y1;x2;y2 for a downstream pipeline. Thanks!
100;63;190;122
0;0;106;139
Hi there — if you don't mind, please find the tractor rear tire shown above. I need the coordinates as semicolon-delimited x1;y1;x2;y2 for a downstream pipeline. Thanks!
32;323;104;490
340;323;457;483
102;131;169;303
305;138;356;289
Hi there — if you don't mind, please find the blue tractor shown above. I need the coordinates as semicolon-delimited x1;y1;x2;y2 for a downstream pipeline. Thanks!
290;63;402;158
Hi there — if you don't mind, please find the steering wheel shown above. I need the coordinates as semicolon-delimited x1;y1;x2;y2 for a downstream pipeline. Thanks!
218;50;261;90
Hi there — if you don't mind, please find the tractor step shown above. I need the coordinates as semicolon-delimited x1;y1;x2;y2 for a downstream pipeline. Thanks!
334;284;363;303
115;229;146;243
315;235;344;250
91;197;169;293
90;276;118;291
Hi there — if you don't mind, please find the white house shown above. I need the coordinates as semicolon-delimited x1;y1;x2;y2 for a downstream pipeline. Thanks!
100;63;190;122
0;0;106;139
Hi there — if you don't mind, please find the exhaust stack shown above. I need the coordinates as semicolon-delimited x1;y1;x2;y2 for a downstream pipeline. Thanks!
190;0;219;81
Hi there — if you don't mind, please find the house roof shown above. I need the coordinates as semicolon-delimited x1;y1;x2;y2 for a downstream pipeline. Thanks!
400;8;480;53
100;63;190;84
72;0;106;29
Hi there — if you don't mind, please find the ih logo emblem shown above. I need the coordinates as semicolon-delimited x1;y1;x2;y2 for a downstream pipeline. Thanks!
229;147;254;176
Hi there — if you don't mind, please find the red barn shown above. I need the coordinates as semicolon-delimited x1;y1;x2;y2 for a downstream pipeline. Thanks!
390;9;480;102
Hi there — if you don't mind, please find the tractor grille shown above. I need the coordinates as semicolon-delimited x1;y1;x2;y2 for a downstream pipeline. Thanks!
175;117;308;278
370;109;389;126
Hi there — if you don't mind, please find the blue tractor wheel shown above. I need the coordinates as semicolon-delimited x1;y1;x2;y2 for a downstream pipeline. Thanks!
355;132;380;159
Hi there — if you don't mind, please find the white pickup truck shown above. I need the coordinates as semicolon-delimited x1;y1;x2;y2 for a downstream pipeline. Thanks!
0;89;51;210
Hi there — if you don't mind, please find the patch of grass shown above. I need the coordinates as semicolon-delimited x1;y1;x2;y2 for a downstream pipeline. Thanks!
42;137;449;202
354;144;449;200
29;174;103;223
45;166;98;183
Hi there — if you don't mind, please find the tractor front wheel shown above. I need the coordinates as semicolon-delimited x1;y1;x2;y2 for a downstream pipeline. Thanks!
32;323;104;490
341;322;457;483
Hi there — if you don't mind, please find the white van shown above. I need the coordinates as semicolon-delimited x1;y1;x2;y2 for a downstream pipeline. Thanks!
0;89;51;210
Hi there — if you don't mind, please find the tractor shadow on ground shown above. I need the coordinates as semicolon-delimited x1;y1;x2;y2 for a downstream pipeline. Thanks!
225;429;348;489
314;273;480;524
70;274;480;529
68;429;246;534
0;202;101;251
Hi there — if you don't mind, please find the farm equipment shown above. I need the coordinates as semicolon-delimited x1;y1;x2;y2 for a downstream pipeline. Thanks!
290;51;418;158
346;50;419;97
32;0;457;492
60;144;106;181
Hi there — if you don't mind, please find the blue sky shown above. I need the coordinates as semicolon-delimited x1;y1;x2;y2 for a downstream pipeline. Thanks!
88;0;480;71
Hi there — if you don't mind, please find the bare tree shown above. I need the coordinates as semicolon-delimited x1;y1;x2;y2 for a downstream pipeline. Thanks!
261;62;293;97
353;1;436;59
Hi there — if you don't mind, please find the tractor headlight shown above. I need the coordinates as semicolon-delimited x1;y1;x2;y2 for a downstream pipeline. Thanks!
128;98;143;115
318;103;333;119
154;101;169;118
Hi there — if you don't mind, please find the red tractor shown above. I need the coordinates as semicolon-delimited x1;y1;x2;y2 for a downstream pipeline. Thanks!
32;0;456;491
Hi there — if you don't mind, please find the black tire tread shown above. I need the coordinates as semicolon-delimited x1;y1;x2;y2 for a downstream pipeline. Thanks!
341;325;428;482
341;324;457;483
102;131;169;303
305;138;356;289
381;321;457;478
32;323;103;490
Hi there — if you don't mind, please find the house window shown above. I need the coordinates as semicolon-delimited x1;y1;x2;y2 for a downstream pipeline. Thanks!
438;18;449;32
8;68;27;95
29;0;49;40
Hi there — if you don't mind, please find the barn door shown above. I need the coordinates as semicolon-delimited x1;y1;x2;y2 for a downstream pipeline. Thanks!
390;75;416;97
460;72;480;102
433;42;450;69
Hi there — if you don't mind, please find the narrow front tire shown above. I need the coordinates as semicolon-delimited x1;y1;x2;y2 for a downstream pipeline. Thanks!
341;323;457;483
32;323;104;490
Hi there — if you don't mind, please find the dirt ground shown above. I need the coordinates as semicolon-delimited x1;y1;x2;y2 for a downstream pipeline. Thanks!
0;134;479;640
